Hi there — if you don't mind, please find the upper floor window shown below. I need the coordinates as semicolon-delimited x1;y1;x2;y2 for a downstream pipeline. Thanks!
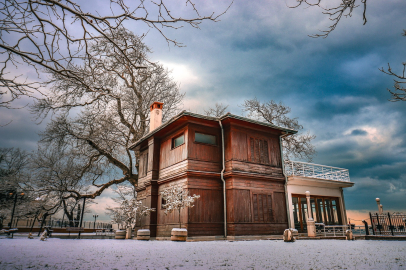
172;134;185;148
195;132;216;145
249;137;269;164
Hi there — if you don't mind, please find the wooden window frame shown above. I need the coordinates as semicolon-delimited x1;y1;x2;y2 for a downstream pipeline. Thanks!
194;131;217;146
171;133;185;149
291;194;342;230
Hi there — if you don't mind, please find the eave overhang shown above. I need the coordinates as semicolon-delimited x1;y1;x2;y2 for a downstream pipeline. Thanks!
129;111;298;151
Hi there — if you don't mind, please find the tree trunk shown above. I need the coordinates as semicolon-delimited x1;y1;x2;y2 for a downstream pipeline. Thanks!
179;208;181;229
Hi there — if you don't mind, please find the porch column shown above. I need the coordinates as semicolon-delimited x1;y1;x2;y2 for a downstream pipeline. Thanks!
305;191;316;237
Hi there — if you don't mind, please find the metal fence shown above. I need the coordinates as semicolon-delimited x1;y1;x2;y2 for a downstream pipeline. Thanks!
2;217;112;230
316;224;350;237
370;212;406;236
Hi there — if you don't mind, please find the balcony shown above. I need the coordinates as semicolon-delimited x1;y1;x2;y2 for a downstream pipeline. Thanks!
284;160;351;182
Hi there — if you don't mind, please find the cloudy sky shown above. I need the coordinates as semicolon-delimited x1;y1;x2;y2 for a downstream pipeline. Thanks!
1;0;406;221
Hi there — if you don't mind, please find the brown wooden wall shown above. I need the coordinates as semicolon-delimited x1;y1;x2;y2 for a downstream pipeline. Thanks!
224;123;282;175
187;124;221;163
136;117;288;237
159;127;188;170
225;176;288;235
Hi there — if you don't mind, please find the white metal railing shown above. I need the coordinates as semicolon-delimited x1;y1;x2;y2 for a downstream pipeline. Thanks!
284;160;350;182
315;224;365;236
316;224;349;237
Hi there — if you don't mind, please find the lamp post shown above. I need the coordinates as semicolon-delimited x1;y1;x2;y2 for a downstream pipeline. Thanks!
376;198;383;214
93;214;99;229
8;191;24;228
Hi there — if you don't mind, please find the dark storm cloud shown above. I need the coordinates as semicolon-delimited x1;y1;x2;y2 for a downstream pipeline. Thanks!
350;129;367;136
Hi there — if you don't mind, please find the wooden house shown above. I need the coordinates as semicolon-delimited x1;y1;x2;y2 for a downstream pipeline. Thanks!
129;102;297;237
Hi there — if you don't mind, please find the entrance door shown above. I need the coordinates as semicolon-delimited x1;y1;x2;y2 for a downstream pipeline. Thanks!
292;195;342;232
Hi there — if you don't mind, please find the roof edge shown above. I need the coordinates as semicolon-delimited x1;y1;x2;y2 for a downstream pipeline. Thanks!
129;111;297;150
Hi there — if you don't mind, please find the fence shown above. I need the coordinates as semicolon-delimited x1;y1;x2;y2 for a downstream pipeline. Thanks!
1;217;112;230
370;212;406;236
315;223;368;237
316;224;351;237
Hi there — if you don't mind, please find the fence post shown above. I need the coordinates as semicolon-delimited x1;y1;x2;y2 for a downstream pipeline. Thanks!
369;213;375;235
362;220;369;235
388;212;394;236
376;213;382;235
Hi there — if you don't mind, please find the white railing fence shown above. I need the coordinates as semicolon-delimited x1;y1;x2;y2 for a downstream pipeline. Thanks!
284;160;350;182
315;224;363;237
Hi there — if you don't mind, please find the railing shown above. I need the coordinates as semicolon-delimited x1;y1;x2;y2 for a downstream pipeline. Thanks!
316;224;349;237
370;212;406;236
284;160;351;182
1;218;112;230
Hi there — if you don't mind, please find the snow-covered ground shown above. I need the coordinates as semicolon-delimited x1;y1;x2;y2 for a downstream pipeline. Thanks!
0;238;405;269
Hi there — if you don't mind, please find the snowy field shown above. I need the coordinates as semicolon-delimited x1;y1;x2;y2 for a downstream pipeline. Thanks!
0;238;405;269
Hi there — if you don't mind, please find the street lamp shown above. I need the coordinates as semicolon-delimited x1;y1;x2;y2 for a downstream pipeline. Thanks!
93;214;99;229
8;191;25;228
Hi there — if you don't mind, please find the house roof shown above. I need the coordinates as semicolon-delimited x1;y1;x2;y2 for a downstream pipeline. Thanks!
129;111;298;150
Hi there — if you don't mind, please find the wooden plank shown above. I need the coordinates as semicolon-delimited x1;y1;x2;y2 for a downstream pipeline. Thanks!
273;192;288;224
188;189;223;223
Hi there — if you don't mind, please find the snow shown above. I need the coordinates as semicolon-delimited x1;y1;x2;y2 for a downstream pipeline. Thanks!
0;238;405;269
172;228;187;232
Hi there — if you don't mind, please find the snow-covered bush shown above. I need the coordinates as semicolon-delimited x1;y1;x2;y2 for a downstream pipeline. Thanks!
106;185;155;229
160;186;200;229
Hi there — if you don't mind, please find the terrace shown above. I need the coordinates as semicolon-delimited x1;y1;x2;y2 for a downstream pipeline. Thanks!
284;160;351;183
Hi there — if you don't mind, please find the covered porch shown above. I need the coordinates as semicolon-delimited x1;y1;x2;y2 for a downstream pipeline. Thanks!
284;160;354;233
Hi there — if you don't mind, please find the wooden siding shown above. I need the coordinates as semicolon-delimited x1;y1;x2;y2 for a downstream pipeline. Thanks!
159;128;188;170
225;123;283;176
273;192;288;224
225;177;288;235
138;150;148;178
225;160;284;178
188;188;223;223
188;124;221;163
136;116;288;237
227;189;251;223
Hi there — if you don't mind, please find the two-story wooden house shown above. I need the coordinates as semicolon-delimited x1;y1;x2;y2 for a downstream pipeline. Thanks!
129;102;299;238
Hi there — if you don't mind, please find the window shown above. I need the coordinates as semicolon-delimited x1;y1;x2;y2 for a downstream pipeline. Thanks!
252;193;273;223
195;132;216;145
172;134;184;148
161;197;167;209
249;137;269;164
139;152;148;178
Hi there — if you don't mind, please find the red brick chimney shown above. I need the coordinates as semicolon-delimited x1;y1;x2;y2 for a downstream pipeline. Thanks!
149;102;164;132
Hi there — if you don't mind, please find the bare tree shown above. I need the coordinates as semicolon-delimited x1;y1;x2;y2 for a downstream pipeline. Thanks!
204;103;229;117
289;1;406;102
35;30;183;199
381;58;406;102
242;98;316;162
288;0;367;39
0;148;44;226
0;0;231;108
29;145;98;225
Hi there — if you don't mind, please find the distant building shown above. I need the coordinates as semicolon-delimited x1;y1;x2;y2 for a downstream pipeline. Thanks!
129;102;354;237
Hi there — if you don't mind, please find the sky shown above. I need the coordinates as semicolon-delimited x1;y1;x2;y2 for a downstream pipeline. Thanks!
1;0;406;222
